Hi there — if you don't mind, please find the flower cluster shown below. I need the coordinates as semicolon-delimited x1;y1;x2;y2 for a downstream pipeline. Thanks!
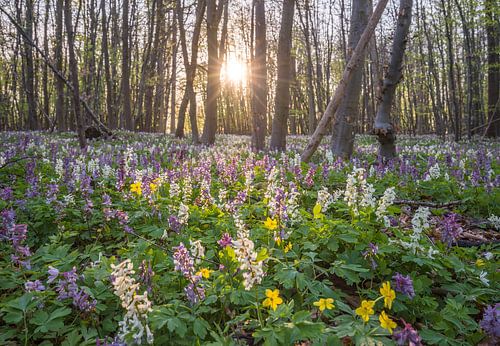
344;167;376;216
393;320;422;345
172;243;205;304
355;281;397;334
439;213;463;246
110;259;153;344
392;273;415;299
51;266;97;312
479;303;500;338
1;210;32;269
376;187;396;226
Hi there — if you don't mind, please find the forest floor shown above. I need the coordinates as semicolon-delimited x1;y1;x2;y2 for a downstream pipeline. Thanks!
0;131;499;345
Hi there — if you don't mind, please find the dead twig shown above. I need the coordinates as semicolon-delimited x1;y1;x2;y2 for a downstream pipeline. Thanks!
394;199;462;208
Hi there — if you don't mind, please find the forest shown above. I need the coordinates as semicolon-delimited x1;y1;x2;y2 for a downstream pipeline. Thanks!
0;0;499;345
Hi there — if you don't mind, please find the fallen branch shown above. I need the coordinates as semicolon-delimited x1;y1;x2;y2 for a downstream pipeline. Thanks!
394;199;462;208
0;155;40;171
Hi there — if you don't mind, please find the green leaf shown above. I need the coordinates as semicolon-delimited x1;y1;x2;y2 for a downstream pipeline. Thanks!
193;318;208;339
313;203;322;219
256;247;268;262
167;317;187;338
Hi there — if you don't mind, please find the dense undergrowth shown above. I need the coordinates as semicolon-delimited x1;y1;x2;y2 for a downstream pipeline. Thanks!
0;132;499;345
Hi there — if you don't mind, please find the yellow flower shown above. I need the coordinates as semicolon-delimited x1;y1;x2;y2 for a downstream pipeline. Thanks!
130;182;142;196
476;259;485;267
196;268;212;279
355;300;375;322
313;298;335;312
149;182;158;193
284;242;292;253
379;310;397;334
380;281;396;309
262;289;283;311
264;217;278;231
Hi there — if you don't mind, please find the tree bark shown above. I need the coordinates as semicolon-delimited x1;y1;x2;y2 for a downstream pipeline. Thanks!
24;0;37;130
485;0;500;137
330;0;370;159
101;0;116;129
64;0;86;148
301;0;389;162
270;0;295;151
251;0;267;151
373;0;413;160
121;0;133;130
55;0;65;131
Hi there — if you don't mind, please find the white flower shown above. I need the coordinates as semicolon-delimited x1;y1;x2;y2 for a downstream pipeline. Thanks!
479;271;490;287
190;240;205;264
488;215;500;230
376;187;396;223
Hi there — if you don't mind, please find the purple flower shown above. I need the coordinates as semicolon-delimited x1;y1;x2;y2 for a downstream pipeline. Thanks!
392;273;415;299
184;282;205;305
362;243;379;269
25;280;45;292
0;187;13;201
440;213;463;246
480;303;500;338
102;194;112;207
47;266;59;283
393;320;422;345
172;243;194;278
218;233;233;248
168;215;182;233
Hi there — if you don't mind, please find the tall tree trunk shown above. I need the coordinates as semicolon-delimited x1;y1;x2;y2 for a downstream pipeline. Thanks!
270;0;295;151
373;0;413;160
101;0;116;129
301;0;389;162
251;0;267;151
175;0;205;141
330;0;370;158
24;0;37;130
170;12;178;134
154;0;167;133
55;0;65;131
202;0;224;145
121;0;133;130
42;0;50;129
485;0;500;137
297;0;316;134
64;0;86;148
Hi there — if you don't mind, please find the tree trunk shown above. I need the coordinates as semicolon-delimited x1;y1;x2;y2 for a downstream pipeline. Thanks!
101;0;116;129
202;0;225;145
301;0;389;162
170;13;178;134
373;0;413;160
251;0;267;151
270;0;295;151
24;0;37;130
55;0;65;131
485;0;500;137
121;0;133;130
64;0;86;148
331;0;370;159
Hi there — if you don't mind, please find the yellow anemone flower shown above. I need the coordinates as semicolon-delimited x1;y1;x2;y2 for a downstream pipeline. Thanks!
264;217;278;231
313;298;335;312
380;281;396;309
355;300;375;322
379;310;397;334
284;242;292;253
130;182;142;196
149;182;158;193
196;268;212;279
262;289;283;311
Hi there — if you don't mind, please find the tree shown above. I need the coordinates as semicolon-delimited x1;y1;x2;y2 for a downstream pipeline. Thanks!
485;0;500;137
251;0;267;151
101;0;116;129
330;0;370;158
55;0;65;131
270;0;295;151
202;0;225;145
64;0;86;148
301;0;389;162
24;0;37;130
373;0;413;160
121;0;133;130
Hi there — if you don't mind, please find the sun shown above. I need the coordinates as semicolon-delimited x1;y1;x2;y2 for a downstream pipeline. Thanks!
223;56;247;83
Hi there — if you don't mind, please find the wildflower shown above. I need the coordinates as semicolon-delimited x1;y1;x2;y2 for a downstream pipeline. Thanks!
149;182;158;193
217;233;233;248
110;259;153;344
392;273;415;299
284;242;292;253
264;217;278;231
479;303;500;337
479;271;490;287
190;240;205;264
362;243;379;269
488;215;500;230
380;282;396;309
130;182;142;196
376;187;396;226
440;213;463;246
25;280;45;292
172;243;194;278
313;298;335;312
355;300;375;322
196;268;212;279
476;259;486;267
47;266;59;283
262;289;283;311
379;311;397;334
393;320;422;345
